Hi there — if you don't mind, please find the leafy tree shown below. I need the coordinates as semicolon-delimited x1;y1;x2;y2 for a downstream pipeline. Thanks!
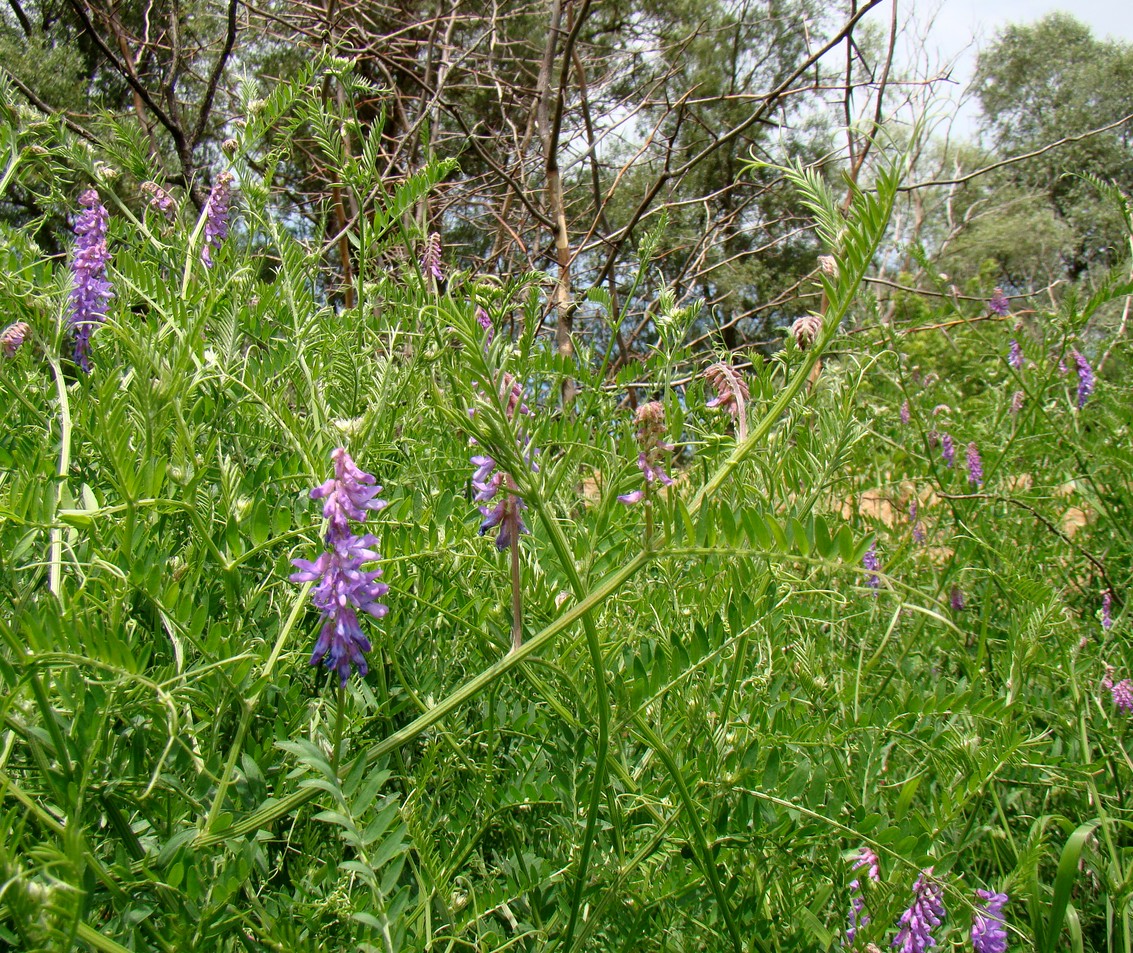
972;13;1133;283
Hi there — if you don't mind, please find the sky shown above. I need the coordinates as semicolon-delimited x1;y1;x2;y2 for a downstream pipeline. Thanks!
892;0;1133;133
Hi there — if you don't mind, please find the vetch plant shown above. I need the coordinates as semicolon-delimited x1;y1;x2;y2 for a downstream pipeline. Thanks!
1072;349;1094;409
469;371;539;651
1102;668;1133;713
892;869;945;953
846;847;881;945
201;171;233;266
290;448;389;687
967;442;983;488
141;181;177;220
971;890;1008;953
862;542;880;591
67;188;112;372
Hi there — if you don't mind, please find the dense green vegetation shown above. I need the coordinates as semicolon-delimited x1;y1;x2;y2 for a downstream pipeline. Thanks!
1;4;1132;952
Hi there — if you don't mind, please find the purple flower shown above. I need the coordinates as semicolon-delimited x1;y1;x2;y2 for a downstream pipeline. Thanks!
474;306;495;347
68;189;113;372
966;443;983;488
913;524;926;544
201;172;233;266
900;400;910;425
1112;680;1133;712
469;376;538;551
291;449;389;687
863;543;880;591
1010;391;1024;415
1103;668;1133;712
1072;349;1094;409
1102;590;1114;630
619;401;675;506
941;433;955;468
846;847;881;945
989;288;1010;316
471;452;530;550
421;232;443;281
1008;340;1023;370
951;586;965;611
892;869;945;953
971;890;1008;953
141;181;176;220
1;321;30;357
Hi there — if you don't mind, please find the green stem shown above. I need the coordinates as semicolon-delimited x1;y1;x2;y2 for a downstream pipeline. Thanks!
48;356;72;597
509;488;524;653
332;682;347;773
204;584;306;833
629;716;743;953
527;490;614;952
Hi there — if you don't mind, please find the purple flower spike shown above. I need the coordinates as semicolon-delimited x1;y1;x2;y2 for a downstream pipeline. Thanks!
1008;340;1023;370
1;321;30;357
1112;680;1133;712
1010;391;1024;415
863;543;880;591
291;449;388;687
951;586;965;611
471;450;531;550
475;306;495;347
468;380;537;550
966;443;983;488
989;288;1010;316
68;189;113;372
1102;590;1113;630
201;172;233;266
892;869;945;953
941;433;955;468
971;890;1008;953
846;847;881;945
1072;350;1094;409
900;400;910;426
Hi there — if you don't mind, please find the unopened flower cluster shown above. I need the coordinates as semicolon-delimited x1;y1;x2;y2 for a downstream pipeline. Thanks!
2;321;30;357
618;401;675;505
703;361;749;418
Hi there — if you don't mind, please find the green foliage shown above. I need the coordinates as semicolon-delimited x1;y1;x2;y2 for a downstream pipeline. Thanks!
2;50;1133;953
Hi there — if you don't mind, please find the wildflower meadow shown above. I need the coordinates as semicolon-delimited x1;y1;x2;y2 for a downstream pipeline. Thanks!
2;19;1133;953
